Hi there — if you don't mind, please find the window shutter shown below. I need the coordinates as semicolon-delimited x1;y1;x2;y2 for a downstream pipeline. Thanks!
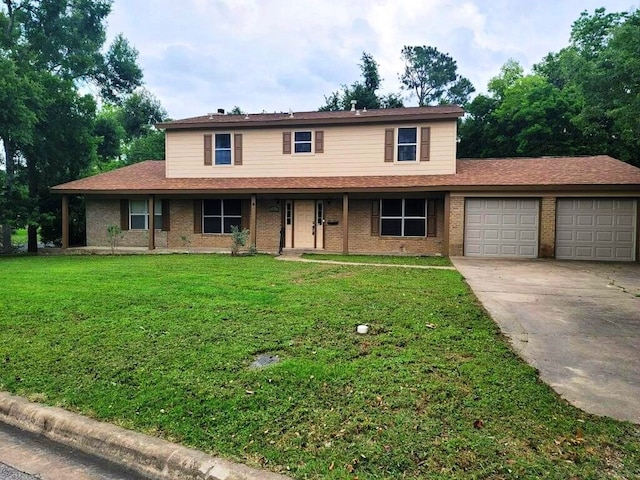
204;134;213;166
120;199;129;231
420;127;431;162
193;200;202;234
384;128;394;162
371;200;380;235
315;130;324;153
161;199;170;231
234;133;243;165
283;132;291;154
427;199;437;237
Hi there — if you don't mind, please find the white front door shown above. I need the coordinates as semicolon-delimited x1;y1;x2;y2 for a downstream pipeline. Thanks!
294;200;315;248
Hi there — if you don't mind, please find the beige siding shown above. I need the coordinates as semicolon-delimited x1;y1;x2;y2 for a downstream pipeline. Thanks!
165;121;457;178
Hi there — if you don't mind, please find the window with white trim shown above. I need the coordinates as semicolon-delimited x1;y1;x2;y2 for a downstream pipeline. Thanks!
380;199;426;236
203;199;242;234
215;133;232;165
129;200;162;230
397;127;417;161
294;131;312;153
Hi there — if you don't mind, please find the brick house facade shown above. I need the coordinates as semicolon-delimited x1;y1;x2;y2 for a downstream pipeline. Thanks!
52;107;640;261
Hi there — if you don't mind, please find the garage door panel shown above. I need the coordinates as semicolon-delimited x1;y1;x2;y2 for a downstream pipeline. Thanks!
464;198;539;258
556;198;636;261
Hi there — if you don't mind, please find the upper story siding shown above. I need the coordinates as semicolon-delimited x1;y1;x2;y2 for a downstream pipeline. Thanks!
159;106;464;179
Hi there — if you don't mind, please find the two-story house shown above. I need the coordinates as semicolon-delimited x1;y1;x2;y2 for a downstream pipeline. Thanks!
52;106;640;261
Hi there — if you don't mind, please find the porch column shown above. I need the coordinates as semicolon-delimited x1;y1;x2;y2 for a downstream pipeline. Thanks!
61;194;69;249
342;193;349;254
148;194;155;250
442;193;450;256
250;194;257;246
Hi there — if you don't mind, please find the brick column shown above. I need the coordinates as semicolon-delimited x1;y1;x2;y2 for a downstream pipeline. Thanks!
539;196;556;258
342;193;349;254
448;196;465;256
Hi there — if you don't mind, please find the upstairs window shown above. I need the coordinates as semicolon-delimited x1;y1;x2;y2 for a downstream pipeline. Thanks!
380;199;426;237
215;133;232;165
294;131;312;153
203;199;242;233
397;127;417;161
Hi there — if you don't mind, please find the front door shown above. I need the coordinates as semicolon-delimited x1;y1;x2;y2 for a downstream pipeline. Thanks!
293;200;316;248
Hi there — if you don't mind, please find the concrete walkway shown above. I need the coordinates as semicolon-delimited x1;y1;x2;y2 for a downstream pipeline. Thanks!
452;257;640;424
276;255;456;270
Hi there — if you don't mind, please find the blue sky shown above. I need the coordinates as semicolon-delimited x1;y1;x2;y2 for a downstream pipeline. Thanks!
106;0;637;119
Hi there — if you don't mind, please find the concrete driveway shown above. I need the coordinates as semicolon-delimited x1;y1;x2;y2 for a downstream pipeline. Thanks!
451;257;640;424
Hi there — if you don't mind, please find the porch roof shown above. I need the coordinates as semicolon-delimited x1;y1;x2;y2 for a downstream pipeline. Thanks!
51;156;640;195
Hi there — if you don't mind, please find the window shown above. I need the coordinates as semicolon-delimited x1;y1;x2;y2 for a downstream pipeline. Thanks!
202;199;242;233
380;199;426;236
316;201;323;225
215;133;232;165
294;131;312;153
286;201;292;225
129;200;162;230
397;127;417;161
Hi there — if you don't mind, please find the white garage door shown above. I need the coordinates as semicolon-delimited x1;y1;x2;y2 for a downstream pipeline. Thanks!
556;199;637;261
464;198;539;257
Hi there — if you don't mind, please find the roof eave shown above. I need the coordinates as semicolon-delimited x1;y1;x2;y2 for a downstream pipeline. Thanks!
156;112;464;131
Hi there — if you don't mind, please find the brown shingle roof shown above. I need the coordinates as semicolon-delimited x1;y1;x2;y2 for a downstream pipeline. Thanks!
158;106;465;130
51;156;640;195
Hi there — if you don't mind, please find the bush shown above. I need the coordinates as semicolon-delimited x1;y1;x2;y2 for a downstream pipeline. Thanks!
230;226;249;256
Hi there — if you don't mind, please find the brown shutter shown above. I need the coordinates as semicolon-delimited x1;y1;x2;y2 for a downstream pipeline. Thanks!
420;127;431;162
193;200;202;234
283;131;291;154
241;200;249;230
120;199;129;231
204;134;212;166
371;200;380;235
161;199;170;231
315;130;324;153
384;128;394;162
427;199;437;237
234;133;243;165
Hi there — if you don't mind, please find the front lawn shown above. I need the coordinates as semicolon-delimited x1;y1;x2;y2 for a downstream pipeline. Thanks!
0;255;637;479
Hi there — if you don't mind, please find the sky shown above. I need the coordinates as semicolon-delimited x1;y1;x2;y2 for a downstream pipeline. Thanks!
105;0;638;120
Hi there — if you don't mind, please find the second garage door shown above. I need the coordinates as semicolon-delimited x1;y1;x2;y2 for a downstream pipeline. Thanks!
556;199;636;261
464;198;539;257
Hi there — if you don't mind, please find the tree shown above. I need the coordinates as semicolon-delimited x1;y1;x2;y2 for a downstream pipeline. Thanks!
319;51;404;111
120;88;166;140
0;0;143;252
124;129;165;165
399;45;474;106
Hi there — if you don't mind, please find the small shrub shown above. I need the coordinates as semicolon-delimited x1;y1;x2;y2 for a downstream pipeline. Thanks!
230;226;249;256
106;224;123;254
247;244;258;256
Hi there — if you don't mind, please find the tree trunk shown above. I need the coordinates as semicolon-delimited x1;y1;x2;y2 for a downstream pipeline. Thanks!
27;224;38;253
26;153;38;253
2;140;14;253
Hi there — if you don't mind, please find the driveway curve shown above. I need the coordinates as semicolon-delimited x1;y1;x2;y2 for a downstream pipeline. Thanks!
452;257;640;424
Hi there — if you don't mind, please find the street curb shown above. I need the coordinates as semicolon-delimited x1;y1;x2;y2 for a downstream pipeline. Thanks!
0;392;291;480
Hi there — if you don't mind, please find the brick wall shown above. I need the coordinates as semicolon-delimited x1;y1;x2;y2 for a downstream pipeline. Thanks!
448;195;465;256
539;196;556;258
255;200;282;253
86;197;167;248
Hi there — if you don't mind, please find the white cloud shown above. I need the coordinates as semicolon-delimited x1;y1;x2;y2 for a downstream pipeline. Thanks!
106;0;637;118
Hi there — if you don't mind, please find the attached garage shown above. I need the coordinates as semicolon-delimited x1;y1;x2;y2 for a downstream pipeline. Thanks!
464;198;539;258
556;199;637;261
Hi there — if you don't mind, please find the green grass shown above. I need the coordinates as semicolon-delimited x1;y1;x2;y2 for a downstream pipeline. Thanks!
0;255;637;479
10;228;27;246
301;253;452;266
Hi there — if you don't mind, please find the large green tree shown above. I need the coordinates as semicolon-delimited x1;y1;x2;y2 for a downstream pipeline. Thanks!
460;8;640;166
399;45;474;106
319;52;404;111
0;0;143;252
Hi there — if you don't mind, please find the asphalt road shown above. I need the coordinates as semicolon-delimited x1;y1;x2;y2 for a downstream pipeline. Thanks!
0;462;36;480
